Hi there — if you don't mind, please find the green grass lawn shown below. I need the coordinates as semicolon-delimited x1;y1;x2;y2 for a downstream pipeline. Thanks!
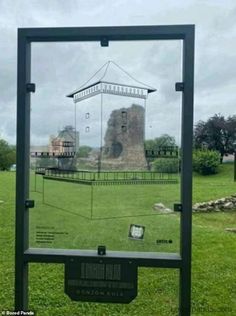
1;163;236;315
29;175;181;252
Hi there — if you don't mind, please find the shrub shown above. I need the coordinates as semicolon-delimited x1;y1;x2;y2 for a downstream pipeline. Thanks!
193;149;220;175
152;158;179;173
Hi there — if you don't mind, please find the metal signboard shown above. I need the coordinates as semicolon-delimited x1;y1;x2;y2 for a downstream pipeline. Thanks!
15;25;194;316
65;259;137;303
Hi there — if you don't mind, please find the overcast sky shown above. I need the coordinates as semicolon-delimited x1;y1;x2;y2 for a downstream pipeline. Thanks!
0;0;236;145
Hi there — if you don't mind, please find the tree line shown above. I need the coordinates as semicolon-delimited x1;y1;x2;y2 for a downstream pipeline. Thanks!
194;114;236;163
145;114;236;159
0;113;235;172
145;114;236;175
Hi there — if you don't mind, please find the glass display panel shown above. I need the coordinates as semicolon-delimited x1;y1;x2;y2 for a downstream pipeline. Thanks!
29;40;182;253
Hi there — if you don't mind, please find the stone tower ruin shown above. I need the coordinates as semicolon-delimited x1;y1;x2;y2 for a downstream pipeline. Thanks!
102;104;147;170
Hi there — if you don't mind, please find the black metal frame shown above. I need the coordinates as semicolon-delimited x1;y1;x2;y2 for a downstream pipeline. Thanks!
15;25;194;315
234;152;236;182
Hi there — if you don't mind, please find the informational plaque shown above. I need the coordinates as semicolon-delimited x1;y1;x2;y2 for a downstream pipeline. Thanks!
65;259;137;303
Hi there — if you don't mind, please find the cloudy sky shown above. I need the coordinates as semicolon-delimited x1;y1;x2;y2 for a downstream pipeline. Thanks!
0;0;236;146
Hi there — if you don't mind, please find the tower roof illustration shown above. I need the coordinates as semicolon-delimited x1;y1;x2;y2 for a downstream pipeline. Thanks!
67;61;156;102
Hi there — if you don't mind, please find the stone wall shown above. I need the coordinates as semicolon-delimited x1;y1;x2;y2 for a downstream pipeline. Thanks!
152;194;236;213
193;194;236;212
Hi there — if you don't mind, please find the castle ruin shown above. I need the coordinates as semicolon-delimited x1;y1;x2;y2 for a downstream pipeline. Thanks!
102;104;147;170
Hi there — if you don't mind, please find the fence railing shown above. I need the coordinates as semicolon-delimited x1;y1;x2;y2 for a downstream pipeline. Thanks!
44;169;177;182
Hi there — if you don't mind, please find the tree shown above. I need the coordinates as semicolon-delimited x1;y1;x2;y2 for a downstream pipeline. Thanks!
77;145;92;158
194;114;236;163
144;134;177;170
0;139;16;170
145;134;177;151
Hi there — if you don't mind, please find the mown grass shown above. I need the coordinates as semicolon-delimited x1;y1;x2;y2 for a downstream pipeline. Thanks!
0;163;236;315
29;175;181;252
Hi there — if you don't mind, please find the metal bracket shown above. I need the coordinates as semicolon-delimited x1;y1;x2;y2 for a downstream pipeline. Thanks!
100;37;109;47
25;200;35;208
174;203;182;212
175;82;184;92
26;83;36;93
97;245;106;255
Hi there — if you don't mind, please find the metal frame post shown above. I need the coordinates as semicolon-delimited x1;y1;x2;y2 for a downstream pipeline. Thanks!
234;152;236;182
15;31;31;310
180;27;195;316
15;25;194;315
